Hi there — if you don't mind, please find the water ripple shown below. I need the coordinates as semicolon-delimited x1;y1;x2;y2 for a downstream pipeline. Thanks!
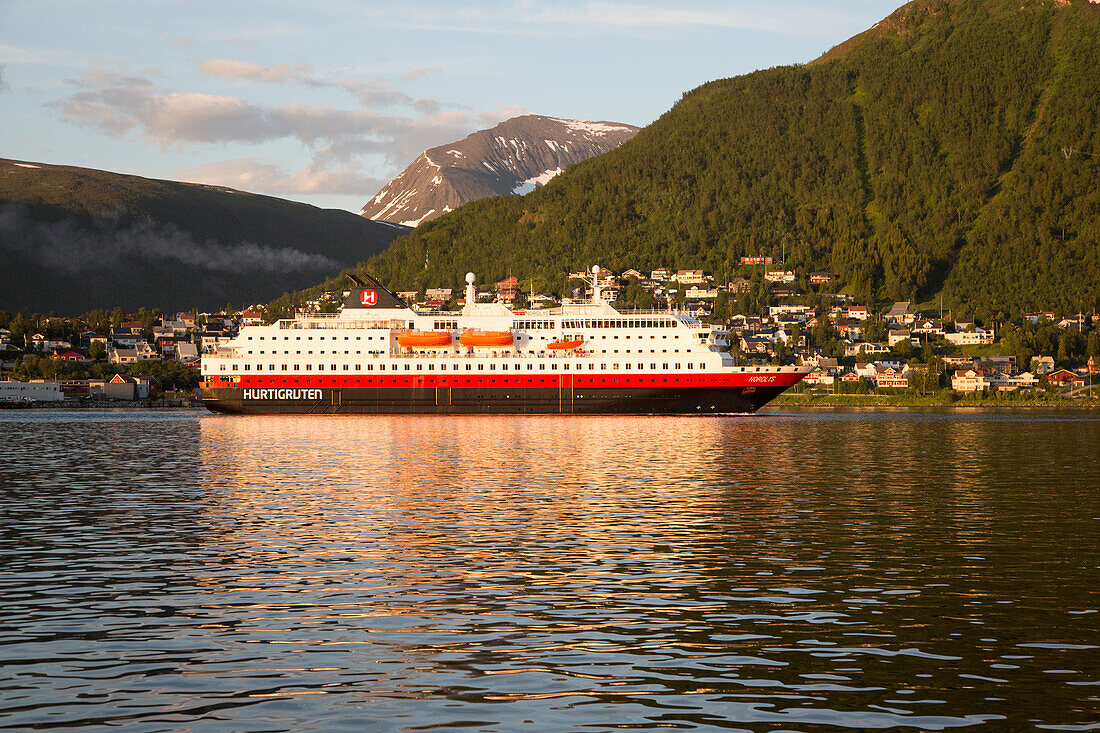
1;408;1098;731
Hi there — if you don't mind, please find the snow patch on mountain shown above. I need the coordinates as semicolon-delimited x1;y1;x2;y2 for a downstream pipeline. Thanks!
399;209;436;227
512;167;565;195
550;118;637;136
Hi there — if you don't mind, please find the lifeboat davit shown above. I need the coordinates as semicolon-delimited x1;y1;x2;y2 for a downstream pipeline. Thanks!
547;339;585;350
398;330;452;348
460;330;513;347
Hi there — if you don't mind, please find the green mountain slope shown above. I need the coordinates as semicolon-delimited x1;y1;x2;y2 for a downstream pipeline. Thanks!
0;159;408;314
303;0;1099;319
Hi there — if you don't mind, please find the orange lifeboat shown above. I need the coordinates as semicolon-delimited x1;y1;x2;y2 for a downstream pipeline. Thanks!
547;339;585;350
397;330;452;348
459;330;513;347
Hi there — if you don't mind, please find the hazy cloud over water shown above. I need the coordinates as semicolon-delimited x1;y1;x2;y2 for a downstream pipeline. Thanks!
0;203;340;274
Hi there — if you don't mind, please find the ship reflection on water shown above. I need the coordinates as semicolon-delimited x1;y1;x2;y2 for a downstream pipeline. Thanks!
1;410;1097;731
188;411;1100;730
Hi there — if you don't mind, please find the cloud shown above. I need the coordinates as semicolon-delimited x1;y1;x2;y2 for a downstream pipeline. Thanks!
198;58;312;85
402;67;443;82
0;42;84;68
54;71;158;136
54;70;377;146
52;67;523;201
0;64;6;92
177;158;385;196
197;57;448;115
53;68;521;167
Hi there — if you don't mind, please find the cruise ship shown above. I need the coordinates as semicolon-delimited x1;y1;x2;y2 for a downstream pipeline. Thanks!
200;267;810;414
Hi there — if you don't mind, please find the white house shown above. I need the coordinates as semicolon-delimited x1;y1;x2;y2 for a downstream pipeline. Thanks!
769;304;814;320
673;269;707;284
945;328;994;345
175;342;199;363
1030;356;1055;375
912;319;945;337
847;306;870;321
888;329;912;346
1007;371;1039;390
886;302;917;325
952;369;989;392
846;341;890;358
684;285;719;299
108;347;139;364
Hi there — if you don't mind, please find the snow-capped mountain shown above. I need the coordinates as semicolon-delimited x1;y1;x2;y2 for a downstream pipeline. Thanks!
360;114;639;226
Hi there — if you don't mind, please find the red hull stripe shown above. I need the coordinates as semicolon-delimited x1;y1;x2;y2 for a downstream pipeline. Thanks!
204;371;806;390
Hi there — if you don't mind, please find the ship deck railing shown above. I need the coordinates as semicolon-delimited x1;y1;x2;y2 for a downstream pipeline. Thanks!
207;347;743;362
278;316;409;330
281;308;709;326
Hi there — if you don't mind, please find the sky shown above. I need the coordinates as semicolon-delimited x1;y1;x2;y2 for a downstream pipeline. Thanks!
1;0;904;213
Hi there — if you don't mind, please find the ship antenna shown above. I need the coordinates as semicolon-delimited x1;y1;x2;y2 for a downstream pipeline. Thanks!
591;264;601;305
465;272;476;312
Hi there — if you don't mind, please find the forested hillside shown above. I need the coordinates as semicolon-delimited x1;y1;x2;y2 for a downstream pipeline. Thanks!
0;159;407;314
293;0;1099;319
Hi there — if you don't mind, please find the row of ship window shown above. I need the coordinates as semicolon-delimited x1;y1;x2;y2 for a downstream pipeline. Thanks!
559;319;678;329
245;333;681;341
245;348;687;355
512;319;679;329
246;334;384;341
221;361;703;372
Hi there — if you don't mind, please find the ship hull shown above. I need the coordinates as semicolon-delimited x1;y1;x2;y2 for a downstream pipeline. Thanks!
201;384;792;415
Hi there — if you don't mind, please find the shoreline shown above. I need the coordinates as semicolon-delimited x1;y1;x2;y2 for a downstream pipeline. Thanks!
0;401;203;411
771;394;1099;409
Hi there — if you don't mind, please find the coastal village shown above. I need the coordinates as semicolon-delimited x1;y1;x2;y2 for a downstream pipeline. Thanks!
1;261;1096;404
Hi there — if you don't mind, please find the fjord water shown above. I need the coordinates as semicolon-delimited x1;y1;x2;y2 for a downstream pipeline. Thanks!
1;410;1097;731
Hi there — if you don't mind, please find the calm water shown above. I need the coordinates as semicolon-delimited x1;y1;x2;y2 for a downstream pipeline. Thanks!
1;408;1098;732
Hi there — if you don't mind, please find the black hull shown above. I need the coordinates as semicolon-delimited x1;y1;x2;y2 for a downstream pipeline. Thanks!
201;385;789;415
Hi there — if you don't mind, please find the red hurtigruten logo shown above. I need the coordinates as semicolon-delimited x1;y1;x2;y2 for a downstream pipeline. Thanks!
360;289;378;306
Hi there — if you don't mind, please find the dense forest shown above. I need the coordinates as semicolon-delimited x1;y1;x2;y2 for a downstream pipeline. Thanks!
284;0;1099;320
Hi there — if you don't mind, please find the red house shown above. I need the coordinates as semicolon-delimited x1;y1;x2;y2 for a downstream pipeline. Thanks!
51;348;87;362
1046;369;1085;388
496;276;519;302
